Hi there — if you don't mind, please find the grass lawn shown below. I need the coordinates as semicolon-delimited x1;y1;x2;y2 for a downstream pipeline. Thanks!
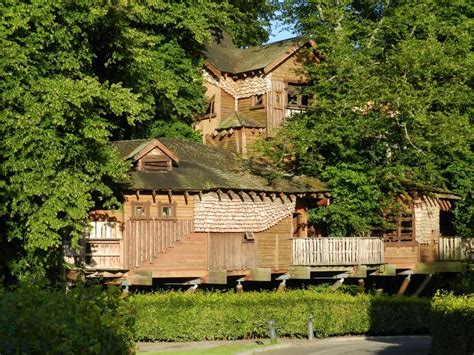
144;343;268;354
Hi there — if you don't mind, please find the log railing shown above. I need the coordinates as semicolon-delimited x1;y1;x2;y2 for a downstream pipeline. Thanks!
127;219;194;268
439;237;472;261
292;237;384;266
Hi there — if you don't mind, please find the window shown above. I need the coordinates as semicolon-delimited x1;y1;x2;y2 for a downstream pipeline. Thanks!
203;95;216;118
158;202;176;220
142;156;171;172
287;84;311;109
252;94;265;108
132;202;150;219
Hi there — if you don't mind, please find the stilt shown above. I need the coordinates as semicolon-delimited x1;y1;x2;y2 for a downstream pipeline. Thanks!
331;278;344;290
397;275;411;296
276;279;286;292
236;281;244;294
185;284;198;293
412;274;432;297
375;288;384;296
358;279;365;293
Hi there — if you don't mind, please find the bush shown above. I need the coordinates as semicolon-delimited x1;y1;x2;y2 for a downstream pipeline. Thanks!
431;292;474;355
0;284;134;354
130;290;430;341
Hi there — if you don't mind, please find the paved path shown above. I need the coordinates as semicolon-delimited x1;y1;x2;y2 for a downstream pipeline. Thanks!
137;335;431;354
258;336;431;355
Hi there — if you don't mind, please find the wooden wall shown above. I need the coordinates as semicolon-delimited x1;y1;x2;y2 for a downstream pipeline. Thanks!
384;245;419;269
254;216;293;270
271;51;308;82
208;233;257;271
195;82;221;140
237;96;267;126
220;89;235;121
123;193;194;221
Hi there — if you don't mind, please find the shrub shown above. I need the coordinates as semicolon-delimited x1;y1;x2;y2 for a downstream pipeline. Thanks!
130;290;430;341
431;292;474;355
0;284;134;354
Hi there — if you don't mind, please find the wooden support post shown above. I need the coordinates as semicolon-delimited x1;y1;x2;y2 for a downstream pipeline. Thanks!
358;279;365;294
276;279;286;292
331;278;345;290
375;288;384;296
412;274;432;297
397;275;411;296
235;281;244;294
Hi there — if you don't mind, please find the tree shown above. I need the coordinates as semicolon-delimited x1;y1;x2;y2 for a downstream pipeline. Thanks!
257;0;473;237
1;0;262;282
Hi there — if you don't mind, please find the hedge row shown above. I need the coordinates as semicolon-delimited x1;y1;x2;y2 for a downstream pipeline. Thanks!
130;290;431;341
0;285;134;354
431;293;474;355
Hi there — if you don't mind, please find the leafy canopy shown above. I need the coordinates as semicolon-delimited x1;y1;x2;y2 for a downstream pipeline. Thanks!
258;0;473;237
1;0;268;282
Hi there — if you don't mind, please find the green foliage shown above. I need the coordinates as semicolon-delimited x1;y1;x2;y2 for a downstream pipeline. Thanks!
0;284;134;354
0;0;269;282
431;292;474;355
130;290;430;341
259;1;474;237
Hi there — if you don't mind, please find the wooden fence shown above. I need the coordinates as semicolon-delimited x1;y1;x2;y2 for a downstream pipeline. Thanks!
292;237;384;266
439;237;472;261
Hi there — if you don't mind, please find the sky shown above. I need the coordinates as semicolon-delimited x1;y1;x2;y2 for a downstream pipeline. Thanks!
267;19;296;43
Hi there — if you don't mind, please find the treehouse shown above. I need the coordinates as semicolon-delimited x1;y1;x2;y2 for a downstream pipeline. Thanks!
67;138;330;286
290;191;471;293
195;31;318;155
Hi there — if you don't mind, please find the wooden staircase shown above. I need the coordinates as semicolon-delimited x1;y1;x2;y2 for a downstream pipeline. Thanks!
125;220;208;274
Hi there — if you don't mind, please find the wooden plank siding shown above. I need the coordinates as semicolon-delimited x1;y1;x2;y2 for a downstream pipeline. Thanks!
384;245;419;269
208;233;257;271
237;96;267;126
254;217;293;270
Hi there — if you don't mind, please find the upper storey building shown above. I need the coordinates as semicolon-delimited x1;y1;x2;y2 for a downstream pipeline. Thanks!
195;31;318;155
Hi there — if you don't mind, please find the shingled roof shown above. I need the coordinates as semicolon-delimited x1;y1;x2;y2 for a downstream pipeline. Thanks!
204;32;308;74
112;138;327;193
217;112;265;130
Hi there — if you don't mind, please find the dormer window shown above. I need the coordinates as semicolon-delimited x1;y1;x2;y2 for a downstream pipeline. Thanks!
142;156;171;172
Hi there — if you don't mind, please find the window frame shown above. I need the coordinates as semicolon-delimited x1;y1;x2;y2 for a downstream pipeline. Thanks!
203;94;216;118
131;202;150;220
251;94;265;109
157;201;177;220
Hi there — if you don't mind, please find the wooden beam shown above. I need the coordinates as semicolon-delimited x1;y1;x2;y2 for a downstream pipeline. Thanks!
412;274;432;297
216;189;222;201
206;270;227;284
289;266;310;280
136;190;140;201
279;192;286;203
269;193;276;201
331;278;345;290
184;190;189;204
167;189;172;203
259;192;266;201
246;268;271;282
247;191;255;201
152;189;156;203
397;275;411;296
237;191;245;201
198;191;203;201
227;190;234;200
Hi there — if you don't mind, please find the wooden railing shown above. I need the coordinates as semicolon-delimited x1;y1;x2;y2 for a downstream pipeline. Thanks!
439;237;472;261
126;219;194;268
292;237;384;266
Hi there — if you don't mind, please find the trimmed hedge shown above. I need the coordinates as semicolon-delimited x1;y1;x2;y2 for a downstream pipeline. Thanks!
0;285;134;354
130;290;430;341
431;293;474;355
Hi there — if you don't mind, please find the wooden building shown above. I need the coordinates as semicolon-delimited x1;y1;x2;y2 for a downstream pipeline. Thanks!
195;32;318;155
67;138;329;286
